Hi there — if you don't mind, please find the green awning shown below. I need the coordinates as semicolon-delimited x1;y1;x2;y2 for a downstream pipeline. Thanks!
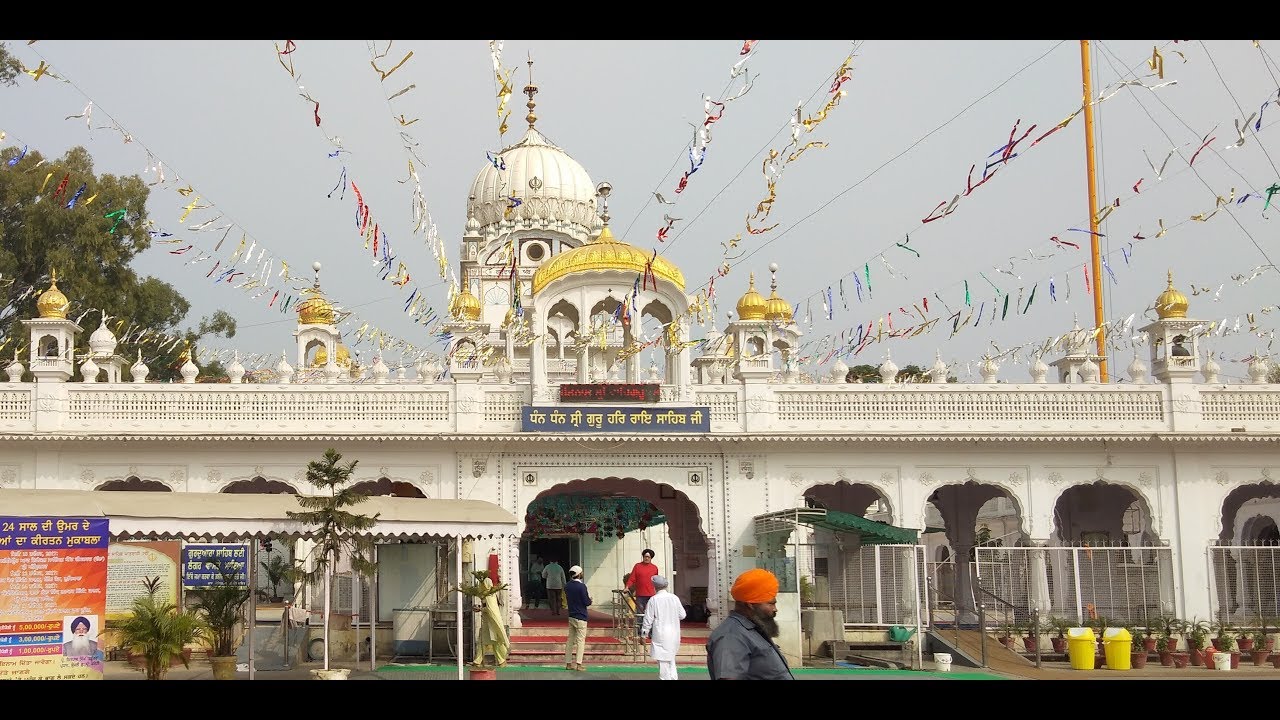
756;507;918;545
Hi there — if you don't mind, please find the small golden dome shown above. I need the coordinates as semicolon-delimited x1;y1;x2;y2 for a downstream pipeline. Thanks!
1155;270;1189;319
531;224;685;294
36;269;69;319
450;287;483;322
764;271;793;323
736;273;768;321
297;293;335;325
311;343;352;368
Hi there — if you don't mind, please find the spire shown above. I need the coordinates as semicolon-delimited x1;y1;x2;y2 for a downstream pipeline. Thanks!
523;53;538;129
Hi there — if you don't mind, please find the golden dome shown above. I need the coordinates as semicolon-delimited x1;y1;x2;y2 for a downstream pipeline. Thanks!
1155;270;1188;319
297;293;335;325
736;273;768;321
764;273;793;323
311;343;352;368
531;225;685;294
450;287;483;322
36;269;69;319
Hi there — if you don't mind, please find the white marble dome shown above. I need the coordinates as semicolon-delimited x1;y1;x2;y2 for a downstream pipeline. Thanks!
466;126;598;241
89;319;117;356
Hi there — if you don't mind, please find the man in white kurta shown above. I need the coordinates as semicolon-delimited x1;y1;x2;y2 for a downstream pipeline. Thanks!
640;575;686;680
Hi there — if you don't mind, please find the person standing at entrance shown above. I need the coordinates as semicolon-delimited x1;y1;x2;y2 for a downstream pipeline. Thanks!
525;554;545;609
706;568;794;680
543;558;567;616
625;549;660;615
564;564;592;671
640;574;686;680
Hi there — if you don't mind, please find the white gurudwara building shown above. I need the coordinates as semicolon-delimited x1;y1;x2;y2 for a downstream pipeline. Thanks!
3;75;1279;668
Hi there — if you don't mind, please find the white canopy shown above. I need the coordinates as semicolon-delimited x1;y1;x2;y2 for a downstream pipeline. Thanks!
0;489;517;541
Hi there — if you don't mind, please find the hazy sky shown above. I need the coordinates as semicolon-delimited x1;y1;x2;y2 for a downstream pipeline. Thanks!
3;39;1278;381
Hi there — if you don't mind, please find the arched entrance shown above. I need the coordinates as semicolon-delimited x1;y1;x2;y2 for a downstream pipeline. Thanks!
1215;483;1280;619
927;481;1025;623
519;477;709;621
221;476;297;494
800;482;898;616
1049;480;1165;624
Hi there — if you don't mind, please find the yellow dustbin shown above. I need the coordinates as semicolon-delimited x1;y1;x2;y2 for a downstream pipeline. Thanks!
1066;626;1096;670
1103;627;1132;671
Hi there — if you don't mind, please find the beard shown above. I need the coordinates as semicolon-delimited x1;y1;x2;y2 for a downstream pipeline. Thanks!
745;606;780;638
68;635;91;654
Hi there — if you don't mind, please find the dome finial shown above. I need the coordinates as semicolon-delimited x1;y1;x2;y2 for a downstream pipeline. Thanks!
596;181;612;226
312;261;322;289
523;52;538;129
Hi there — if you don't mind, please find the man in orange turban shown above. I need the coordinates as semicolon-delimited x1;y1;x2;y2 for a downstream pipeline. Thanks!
706;568;794;680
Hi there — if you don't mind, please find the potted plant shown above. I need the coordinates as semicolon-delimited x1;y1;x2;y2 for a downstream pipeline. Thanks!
1211;619;1236;652
1020;619;1038;653
115;576;206;680
1186;618;1210;666
1153;615;1184;654
1046;616;1071;654
996;621;1017;650
188;558;251;680
261;554;290;604
1126;626;1149;669
1250;629;1271;666
286;448;380;680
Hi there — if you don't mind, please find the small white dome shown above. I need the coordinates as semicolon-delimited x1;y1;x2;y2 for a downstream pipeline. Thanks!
371;354;390;382
89;319;117;355
931;351;948;379
1248;354;1270;383
830;358;849;383
467;127;597;241
1128;355;1149;383
275;352;294;382
1080;358;1100;383
130;351;149;383
1030;355;1049;382
878;350;899;383
227;351;245;384
1202;352;1221;383
80;356;99;383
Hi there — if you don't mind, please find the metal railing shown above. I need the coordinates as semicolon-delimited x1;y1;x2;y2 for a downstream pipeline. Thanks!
1209;543;1280;625
974;584;1040;669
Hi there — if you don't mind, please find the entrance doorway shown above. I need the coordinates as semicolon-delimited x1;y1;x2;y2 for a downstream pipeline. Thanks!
521;537;580;608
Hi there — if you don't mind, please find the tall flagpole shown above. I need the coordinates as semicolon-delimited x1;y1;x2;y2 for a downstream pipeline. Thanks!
1080;40;1109;382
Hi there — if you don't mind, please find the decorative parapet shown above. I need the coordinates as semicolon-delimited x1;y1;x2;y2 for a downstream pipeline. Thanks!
0;380;1275;438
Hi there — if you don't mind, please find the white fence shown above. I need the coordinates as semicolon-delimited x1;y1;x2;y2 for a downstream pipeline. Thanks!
1209;544;1280;625
924;545;1176;627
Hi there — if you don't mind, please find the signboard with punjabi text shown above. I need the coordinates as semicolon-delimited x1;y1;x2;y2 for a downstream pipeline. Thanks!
181;543;249;588
0;516;108;680
558;383;661;403
521;406;710;433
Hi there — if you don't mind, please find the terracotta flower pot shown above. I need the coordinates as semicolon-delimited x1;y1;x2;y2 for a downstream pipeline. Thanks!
1271;654;1280;669
468;667;497;680
1022;636;1038;653
1238;638;1255;652
1251;650;1270;666
1051;637;1067;654
1172;652;1189;669
1130;651;1148;669
1159;651;1174;667
1143;637;1158;653
1189;648;1204;666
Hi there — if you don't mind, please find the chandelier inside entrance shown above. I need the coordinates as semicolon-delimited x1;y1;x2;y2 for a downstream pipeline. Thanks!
524;494;667;542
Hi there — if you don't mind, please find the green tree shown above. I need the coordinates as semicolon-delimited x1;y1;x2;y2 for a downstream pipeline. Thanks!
0;43;22;87
844;362;949;383
0;145;235;380
286;448;379;670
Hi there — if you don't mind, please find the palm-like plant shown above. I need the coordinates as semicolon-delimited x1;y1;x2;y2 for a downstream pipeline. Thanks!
188;560;251;659
261;554;290;602
115;578;206;680
286;448;379;670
